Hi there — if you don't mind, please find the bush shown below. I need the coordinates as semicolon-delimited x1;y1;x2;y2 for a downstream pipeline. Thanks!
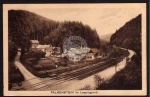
33;65;43;70
9;40;17;61
38;59;55;65
32;64;55;71
37;71;47;77
131;54;141;65
57;68;66;74
24;59;34;65
24;50;46;59
65;67;72;72
109;48;129;58
80;85;91;90
70;65;78;70
9;63;25;84
94;74;104;89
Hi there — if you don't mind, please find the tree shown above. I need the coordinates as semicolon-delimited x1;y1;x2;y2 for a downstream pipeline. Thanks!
8;40;17;61
100;40;109;54
44;36;50;44
94;74;104;89
9;13;31;58
47;21;101;49
36;51;46;59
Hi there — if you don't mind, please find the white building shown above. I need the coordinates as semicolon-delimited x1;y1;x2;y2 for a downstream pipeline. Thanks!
85;53;95;60
85;48;102;60
30;40;39;49
36;45;50;52
65;47;91;61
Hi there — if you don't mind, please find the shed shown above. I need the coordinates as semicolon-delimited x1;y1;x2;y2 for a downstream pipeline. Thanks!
36;45;50;52
30;40;39;49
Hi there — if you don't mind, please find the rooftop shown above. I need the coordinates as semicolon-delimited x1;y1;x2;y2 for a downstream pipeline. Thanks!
36;45;50;49
90;48;101;53
30;40;39;44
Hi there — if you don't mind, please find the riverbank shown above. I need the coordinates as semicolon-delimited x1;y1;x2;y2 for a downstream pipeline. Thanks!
97;50;142;90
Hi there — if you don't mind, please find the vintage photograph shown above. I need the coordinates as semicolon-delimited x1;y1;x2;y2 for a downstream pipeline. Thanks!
3;4;146;96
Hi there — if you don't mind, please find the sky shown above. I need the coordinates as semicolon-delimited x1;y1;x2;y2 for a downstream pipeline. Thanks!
6;4;145;37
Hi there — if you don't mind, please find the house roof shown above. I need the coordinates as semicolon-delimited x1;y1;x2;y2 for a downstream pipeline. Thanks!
53;47;61;50
45;47;53;50
45;52;51;57
36;45;50;49
90;48;101;53
68;47;90;55
30;40;39;44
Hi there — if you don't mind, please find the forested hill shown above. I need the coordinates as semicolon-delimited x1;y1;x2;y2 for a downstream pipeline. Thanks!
110;14;141;55
8;10;101;52
8;10;59;43
45;21;101;48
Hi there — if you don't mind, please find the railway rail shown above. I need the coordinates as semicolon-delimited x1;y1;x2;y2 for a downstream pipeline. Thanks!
14;58;122;91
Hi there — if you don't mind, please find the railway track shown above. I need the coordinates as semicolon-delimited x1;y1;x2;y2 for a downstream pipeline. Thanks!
34;58;122;90
13;59;106;90
14;58;122;91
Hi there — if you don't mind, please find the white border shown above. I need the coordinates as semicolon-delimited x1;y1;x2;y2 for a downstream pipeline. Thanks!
3;4;147;96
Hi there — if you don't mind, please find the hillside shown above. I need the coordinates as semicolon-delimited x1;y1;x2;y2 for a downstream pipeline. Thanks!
8;10;101;58
44;21;101;49
110;14;141;55
97;14;142;90
8;10;59;43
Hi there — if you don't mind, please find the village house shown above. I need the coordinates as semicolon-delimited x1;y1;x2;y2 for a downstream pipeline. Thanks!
45;52;51;58
89;48;101;55
85;53;95;60
36;44;53;58
66;47;90;61
36;44;52;52
85;48;102;60
45;47;53;53
53;47;61;54
30;40;39;50
45;47;54;58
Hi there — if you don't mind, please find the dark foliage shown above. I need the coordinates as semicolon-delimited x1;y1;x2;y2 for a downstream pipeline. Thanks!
8;10;101;60
24;50;46;59
110;14;141;55
100;40;109;53
98;14;142;90
109;48;129;58
8;10;59;57
45;21;101;49
8;10;59;42
8;40;17;61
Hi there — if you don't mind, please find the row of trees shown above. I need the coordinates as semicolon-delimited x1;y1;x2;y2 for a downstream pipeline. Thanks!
8;40;17;61
24;51;46;59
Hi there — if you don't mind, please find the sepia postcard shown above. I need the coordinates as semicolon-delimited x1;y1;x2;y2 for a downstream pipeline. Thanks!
3;4;147;96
